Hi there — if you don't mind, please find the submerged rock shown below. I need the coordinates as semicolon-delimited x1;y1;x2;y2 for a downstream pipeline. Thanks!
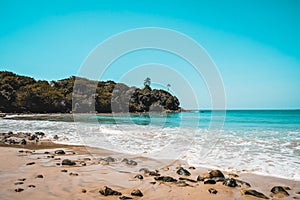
154;176;177;182
131;189;143;197
241;189;269;199
271;186;289;197
176;167;191;176
223;178;238;187
99;186;122;196
62;159;76;166
208;188;218;194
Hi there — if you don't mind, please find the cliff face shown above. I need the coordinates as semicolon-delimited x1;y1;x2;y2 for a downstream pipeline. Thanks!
0;71;180;113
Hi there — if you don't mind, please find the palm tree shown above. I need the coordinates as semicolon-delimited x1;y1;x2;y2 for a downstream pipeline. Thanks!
144;77;151;87
167;84;171;91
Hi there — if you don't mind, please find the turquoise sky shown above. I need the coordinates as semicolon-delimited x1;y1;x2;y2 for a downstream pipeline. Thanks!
0;0;299;109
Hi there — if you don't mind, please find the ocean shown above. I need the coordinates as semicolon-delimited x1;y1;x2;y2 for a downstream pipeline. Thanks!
1;110;299;180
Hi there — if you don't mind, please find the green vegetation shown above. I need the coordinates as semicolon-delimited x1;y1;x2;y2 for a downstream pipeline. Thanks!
0;71;180;113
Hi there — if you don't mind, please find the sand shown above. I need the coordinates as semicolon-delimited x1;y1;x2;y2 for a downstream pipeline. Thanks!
0;141;300;200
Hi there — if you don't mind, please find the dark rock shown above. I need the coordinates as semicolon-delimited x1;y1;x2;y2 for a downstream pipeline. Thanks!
176;167;191;176
35;132;45;137
149;171;160;176
81;189;87;193
139;168;150;173
178;177;197;183
20;139;27;145
154;176;177;182
150;181;156;184
134;174;143;180
53;135;59;140
189;166;196;170
15;188;24;192
119;196;133;200
26;162;35;166
99;186;122;196
122;158;137;166
235;179;251;187
61;169;68;172
271;186;289;197
100;157;116;163
79;161;86;166
204;179;216;184
28;185;36;188
28;134;37;141
223;178;238;187
241;189;269;199
69;172;79;176
44;151;50;154
18;178;26;181
14;181;24;185
131;189;143;197
62;159;76;166
35;174;43;178
209;170;225;179
175;180;190;187
54;150;65;154
208;188;218;194
197;175;205;182
18;150;24;153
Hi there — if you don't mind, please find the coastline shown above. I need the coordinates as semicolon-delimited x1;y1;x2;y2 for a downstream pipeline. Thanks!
0;132;299;199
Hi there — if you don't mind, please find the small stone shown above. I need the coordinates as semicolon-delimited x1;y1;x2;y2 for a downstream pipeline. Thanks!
271;186;289;197
15;188;24;192
228;173;239;178
204;179;216;184
150;181;156;184
18;178;26;181
235;179;251;187
131;189;143;197
54;150;65;154
26;162;35;166
223;178;238;187
69;172;79;176
99;186;122;196
28;185;36;188
82;189;87;193
134;174;143;180
100;157;116;163
197;172;210;181
209;170;225;179
62;159;76;166
241;189;269;199
79;161;86;166
189;166;196;170
18;150;24;153
119;196;133;200
44;151;50;154
122;158;137;166
175;181;190;187
20;139;27;145
208;188;218;194
176;167;191;176
149;171;160;176
61;169;68;172
154;176;177;182
14;181;24;185
139;168;150;173
36;174;43;178
53;135;59;140
162;167;169;171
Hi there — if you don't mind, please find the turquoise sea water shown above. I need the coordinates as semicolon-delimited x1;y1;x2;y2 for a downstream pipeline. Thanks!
1;110;300;180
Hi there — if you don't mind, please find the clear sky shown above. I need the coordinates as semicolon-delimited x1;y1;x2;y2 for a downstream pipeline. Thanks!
0;0;299;109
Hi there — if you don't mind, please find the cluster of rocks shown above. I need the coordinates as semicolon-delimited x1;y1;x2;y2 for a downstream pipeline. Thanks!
0;131;47;145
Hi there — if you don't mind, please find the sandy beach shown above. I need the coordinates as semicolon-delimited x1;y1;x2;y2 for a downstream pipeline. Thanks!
0;132;299;200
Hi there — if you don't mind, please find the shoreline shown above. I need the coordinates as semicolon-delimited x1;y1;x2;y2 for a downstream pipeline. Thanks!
1;132;300;199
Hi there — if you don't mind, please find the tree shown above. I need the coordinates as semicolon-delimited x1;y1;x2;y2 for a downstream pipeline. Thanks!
167;84;171;92
144;77;151;87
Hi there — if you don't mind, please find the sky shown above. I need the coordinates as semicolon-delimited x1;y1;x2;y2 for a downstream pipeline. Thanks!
0;0;299;109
